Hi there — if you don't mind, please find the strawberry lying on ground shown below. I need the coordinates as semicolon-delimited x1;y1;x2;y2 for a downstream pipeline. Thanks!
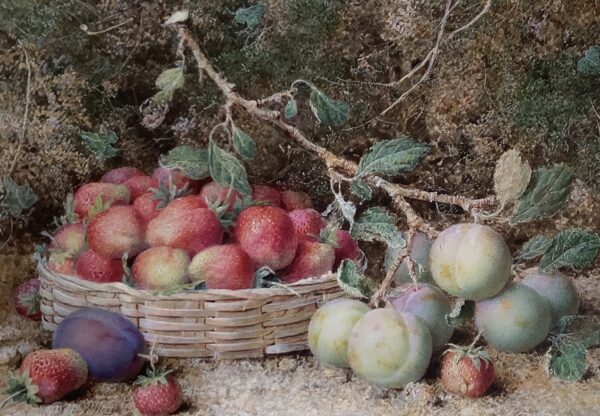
101;166;144;184
234;205;298;270
88;206;146;259
440;342;495;398
188;244;254;290
280;239;335;284
133;367;183;416
281;190;313;211
13;278;41;321
200;181;241;211
123;175;153;200
76;249;124;283
4;349;88;405
73;182;130;219
51;223;87;256
252;185;282;207
131;246;190;290
289;208;326;241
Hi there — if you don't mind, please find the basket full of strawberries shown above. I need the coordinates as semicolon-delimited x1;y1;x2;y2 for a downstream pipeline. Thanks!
36;162;364;359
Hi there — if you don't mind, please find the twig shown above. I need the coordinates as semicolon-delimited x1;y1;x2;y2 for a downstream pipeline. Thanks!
80;18;134;36
8;41;32;177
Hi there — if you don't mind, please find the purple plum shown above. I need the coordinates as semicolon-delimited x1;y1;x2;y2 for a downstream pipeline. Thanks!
53;308;145;382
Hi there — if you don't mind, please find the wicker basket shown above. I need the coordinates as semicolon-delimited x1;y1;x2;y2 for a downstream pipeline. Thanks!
38;262;344;359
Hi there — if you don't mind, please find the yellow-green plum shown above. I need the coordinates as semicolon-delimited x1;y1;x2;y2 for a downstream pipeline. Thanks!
384;232;433;284
347;309;432;389
475;283;552;353
429;223;511;300
388;283;454;351
521;269;580;325
308;298;370;368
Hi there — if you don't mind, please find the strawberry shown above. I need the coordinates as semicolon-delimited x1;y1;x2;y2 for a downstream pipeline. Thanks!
13;278;41;321
333;229;360;269
189;244;254;290
281;190;313;211
88;206;146;259
74;182;130;219
440;343;495;398
146;208;223;257
234;206;298;270
133;193;162;224
252;185;282;207
289;209;327;241
151;167;201;193
123;175;153;200
200;181;241;211
48;250;78;275
162;195;207;213
133;367;183;416
101;166;145;184
76;249;124;283
279;240;335;284
4;349;87;405
50;222;87;257
131;246;190;290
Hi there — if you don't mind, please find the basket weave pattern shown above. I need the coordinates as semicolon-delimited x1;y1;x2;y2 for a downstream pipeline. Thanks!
38;263;344;359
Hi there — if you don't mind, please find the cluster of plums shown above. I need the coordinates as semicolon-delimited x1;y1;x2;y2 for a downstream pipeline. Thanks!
308;223;580;389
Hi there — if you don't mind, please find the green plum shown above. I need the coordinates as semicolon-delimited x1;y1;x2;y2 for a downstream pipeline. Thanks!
384;232;433;284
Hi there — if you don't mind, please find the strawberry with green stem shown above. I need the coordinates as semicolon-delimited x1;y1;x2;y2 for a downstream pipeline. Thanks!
13;278;41;321
133;179;191;224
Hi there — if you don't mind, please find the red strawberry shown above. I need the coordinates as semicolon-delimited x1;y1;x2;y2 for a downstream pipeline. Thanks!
51;222;87;256
13;278;41;321
133;367;183;416
146;208;223;256
5;348;88;405
74;182;130;219
234;206;298;270
281;190;313;211
88;206;146;259
151;167;201;193
133;193;162;224
200;181;241;211
163;195;207;213
289;209;327;241
101;166;144;184
48;251;77;275
189;244;254;290
76;249;124;283
123;175;153;200
440;344;495;398
252;185;282;207
279;240;335;284
333;229;360;269
131;247;190;290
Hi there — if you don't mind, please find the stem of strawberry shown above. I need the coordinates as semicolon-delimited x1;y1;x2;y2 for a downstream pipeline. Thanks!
0;389;26;409
467;330;485;354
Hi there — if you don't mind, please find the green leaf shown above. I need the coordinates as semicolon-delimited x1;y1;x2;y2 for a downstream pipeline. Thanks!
351;179;373;201
493;149;532;208
153;67;184;105
0;176;38;216
351;207;404;248
510;165;573;224
309;86;349;127
577;45;600;76
548;341;588;381
232;126;257;160
540;228;600;271
337;259;376;298
79;131;118;161
284;98;298;119
160;146;210;180
208;140;252;195
517;235;554;260
356;137;430;177
234;4;266;29
445;299;475;327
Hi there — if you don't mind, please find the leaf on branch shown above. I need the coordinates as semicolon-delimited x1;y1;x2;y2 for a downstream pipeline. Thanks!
517;234;554;261
337;259;376;298
510;165;573;224
493;149;531;209
547;341;588;381
283;98;298;119
309;86;349;127
160;146;210;180
540;228;600;271
351;179;373;201
234;4;266;30
356;137;430;177
208;140;252;195
152;67;184;105
232;126;257;160
577;45;600;76
445;298;475;327
0;176;38;217
79;130;118;161
351;207;404;248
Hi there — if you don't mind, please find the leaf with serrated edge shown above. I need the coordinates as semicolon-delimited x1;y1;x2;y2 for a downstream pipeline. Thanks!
337;259;374;298
511;165;573;224
79;131;118;161
309;87;349;127
356;137;430;177
153;67;184;105
160;146;210;180
540;228;600;271
234;4;266;29
1;176;38;216
577;45;600;76
548;341;588;381
232;127;257;160
284;98;298;119
351;207;404;248
208;140;251;195
517;234;554;260
351;180;372;201
494;149;531;208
